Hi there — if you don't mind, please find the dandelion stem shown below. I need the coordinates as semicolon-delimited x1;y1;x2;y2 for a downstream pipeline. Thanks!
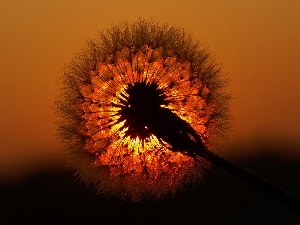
196;144;300;214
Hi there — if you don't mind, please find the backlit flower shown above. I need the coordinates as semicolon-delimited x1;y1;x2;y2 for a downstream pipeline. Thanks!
56;20;231;201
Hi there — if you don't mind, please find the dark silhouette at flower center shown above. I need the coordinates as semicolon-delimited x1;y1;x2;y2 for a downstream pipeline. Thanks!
116;81;168;140
116;80;204;154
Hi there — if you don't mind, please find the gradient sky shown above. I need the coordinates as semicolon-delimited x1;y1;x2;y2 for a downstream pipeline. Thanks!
1;0;300;180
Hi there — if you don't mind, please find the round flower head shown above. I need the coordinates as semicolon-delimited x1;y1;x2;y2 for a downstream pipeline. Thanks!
56;20;231;201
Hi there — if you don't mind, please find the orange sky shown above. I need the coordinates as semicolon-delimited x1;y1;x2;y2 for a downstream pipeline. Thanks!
1;0;300;181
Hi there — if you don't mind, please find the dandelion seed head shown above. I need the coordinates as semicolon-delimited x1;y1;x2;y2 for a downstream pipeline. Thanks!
56;20;231;201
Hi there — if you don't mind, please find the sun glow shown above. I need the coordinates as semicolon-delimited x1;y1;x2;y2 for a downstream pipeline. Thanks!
79;45;211;183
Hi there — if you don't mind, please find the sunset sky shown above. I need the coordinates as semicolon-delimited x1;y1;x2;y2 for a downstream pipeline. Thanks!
1;0;300;181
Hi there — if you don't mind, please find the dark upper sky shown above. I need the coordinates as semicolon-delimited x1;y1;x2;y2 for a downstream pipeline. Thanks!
1;0;300;180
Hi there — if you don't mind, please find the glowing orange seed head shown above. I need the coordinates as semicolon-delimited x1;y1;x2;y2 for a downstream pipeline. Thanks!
57;20;230;201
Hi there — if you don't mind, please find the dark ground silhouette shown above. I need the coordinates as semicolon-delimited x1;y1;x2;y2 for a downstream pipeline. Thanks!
1;154;300;225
